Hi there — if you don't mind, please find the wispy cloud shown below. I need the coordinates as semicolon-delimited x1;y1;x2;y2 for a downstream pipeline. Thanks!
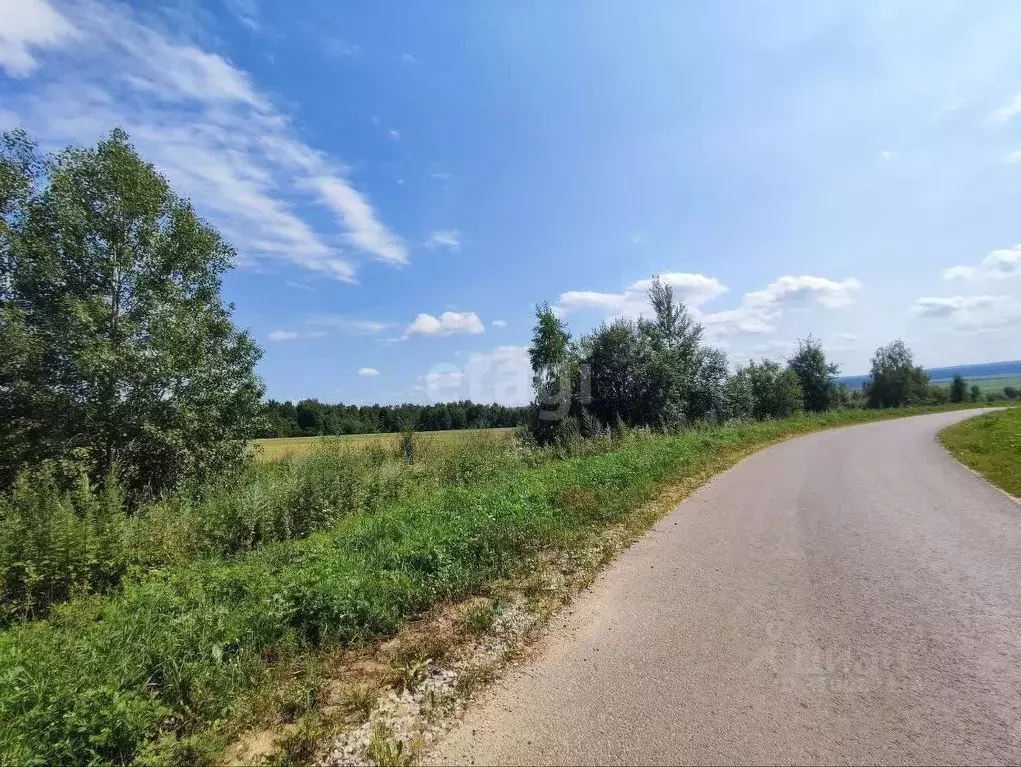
268;329;326;342
307;317;394;335
426;230;461;250
357;367;380;377
988;92;1021;125
491;319;507;328
405;311;484;337
1;0;406;280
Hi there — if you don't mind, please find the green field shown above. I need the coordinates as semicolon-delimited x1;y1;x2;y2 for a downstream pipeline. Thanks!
931;374;1021;395
940;407;1021;497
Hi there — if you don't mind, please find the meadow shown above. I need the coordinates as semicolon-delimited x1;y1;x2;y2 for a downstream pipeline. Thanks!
252;428;515;461
0;404;997;765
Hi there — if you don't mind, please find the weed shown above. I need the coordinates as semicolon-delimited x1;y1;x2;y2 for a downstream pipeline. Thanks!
391;657;431;693
365;724;419;767
341;685;378;724
462;599;504;636
453;664;496;699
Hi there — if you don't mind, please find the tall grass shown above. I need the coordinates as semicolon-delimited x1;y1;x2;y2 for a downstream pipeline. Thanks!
0;433;516;624
0;406;990;764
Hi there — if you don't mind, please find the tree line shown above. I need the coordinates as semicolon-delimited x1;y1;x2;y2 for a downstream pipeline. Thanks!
525;279;987;444
261;399;530;438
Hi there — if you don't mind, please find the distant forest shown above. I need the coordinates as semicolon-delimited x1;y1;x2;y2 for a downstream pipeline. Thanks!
260;400;531;438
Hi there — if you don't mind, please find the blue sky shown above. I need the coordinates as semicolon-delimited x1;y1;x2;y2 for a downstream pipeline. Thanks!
3;0;1020;405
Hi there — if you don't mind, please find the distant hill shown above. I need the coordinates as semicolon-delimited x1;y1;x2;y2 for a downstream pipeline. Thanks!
840;360;1021;390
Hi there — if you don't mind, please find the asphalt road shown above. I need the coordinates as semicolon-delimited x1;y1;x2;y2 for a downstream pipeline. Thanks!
428;410;1021;766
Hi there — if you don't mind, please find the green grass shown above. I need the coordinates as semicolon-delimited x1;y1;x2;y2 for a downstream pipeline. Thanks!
939;407;1021;498
0;405;993;765
253;428;515;461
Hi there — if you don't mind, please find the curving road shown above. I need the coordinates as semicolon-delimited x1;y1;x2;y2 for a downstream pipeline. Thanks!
428;410;1021;766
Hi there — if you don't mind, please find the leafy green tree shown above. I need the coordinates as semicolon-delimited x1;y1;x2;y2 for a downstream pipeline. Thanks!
0;129;264;494
949;374;967;403
745;360;804;419
970;384;982;402
723;366;755;420
1004;386;1019;400
863;340;929;408
787;335;839;412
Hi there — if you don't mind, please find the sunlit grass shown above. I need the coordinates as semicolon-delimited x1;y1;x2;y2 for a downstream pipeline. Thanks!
940;407;1021;498
252;428;515;462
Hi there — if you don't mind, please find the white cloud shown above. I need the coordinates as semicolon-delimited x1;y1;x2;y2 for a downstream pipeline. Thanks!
557;272;727;318
492;319;507;328
306;176;406;265
400;53;418;64
911;294;1020;332
879;150;894;160
284;280;315;292
418;346;531;405
983;245;1021;278
388;128;401;140
988;92;1021;124
429;170;452;181
558;290;635;314
942;265;977;281
426;230;462;250
308;317;394;335
223;0;260;31
357;367;380;377
405;311;485;337
268;329;325;342
629;272;728;305
1006;149;1021;163
702;275;862;337
0;0;78;77
942;244;1021;281
912;295;1006;317
745;275;861;310
2;0;405;280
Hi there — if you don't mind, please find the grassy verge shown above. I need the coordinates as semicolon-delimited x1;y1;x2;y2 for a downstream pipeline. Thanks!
939;407;1021;498
0;405;990;765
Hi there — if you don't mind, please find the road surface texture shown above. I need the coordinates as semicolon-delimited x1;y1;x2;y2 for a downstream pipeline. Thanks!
428;410;1021;766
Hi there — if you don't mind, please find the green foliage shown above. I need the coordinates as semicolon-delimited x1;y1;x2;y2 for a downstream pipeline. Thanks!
0;129;264;496
863;340;930;408
744;360;804;419
529;278;733;440
971;383;983;402
949;374;967;403
0;466;127;622
787;335;840;412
